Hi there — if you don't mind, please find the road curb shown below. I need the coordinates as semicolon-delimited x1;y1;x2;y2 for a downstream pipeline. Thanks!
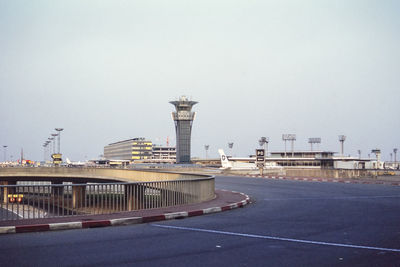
0;191;250;235
245;175;400;186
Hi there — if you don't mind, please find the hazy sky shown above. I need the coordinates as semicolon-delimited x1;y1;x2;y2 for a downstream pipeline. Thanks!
1;0;399;161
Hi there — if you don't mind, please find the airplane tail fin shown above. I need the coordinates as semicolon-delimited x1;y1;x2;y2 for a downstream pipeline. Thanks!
218;149;231;169
66;158;71;165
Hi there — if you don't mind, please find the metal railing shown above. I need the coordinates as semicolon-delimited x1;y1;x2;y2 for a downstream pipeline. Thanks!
0;178;215;221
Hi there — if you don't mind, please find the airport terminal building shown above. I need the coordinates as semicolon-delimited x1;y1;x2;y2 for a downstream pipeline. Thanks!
104;138;153;161
104;138;176;163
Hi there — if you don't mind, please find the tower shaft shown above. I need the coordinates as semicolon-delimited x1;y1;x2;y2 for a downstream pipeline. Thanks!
170;96;198;164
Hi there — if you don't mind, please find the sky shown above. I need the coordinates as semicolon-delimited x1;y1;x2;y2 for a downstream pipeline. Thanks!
0;0;399;162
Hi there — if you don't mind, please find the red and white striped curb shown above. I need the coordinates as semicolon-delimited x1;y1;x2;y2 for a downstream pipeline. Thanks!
0;192;250;235
245;175;400;186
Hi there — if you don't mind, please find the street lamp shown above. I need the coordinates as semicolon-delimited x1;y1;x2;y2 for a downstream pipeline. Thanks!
338;135;346;156
204;145;210;159
43;143;47;162
55;128;63;154
51;134;58;154
48;137;54;156
394;148;398;164
259;137;269;156
282;134;296;157
358;150;361;159
228;142;234;156
308;137;321;151
3;145;7;162
45;140;51;161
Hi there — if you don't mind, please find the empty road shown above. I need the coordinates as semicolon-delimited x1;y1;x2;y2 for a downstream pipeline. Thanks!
1;176;400;266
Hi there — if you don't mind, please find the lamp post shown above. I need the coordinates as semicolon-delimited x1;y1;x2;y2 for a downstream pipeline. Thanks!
259;137;269;157
308;138;321;151
358;150;361;159
45;140;51;161
51;134;58;154
48;137;54;157
282;134;296;157
55;128;63;154
338;135;346;156
228;142;234;156
204;145;210;159
394;148;398;164
3;145;7;162
43;143;47;162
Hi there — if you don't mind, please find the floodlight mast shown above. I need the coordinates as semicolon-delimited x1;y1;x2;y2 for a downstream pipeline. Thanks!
204;145;210;159
51;134;58;154
3;145;7;162
228;142;234;156
259;137;269;157
43;143;47;161
282;134;296;157
394;148;398;164
48;137;54;156
308;137;321;151
45;141;50;161
371;149;381;164
338;135;346;156
55;128;63;154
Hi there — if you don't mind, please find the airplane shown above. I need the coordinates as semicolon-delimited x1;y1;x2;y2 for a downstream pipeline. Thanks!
66;158;87;167
218;149;282;170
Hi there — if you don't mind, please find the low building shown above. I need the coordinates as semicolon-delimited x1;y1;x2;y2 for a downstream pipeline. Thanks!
267;151;383;170
104;138;153;161
152;146;176;163
267;151;335;168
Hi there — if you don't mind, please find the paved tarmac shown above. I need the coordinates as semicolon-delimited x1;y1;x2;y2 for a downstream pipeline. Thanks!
1;175;400;266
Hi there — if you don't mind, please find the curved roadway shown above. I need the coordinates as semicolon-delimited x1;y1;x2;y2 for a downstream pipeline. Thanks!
1;175;400;266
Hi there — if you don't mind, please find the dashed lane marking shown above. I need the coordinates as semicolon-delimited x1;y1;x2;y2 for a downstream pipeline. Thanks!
151;224;400;253
263;195;400;201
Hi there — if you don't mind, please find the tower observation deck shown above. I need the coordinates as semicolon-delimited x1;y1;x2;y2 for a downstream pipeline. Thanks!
170;96;198;163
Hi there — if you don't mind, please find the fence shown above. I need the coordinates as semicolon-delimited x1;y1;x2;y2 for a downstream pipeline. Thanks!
0;178;215;221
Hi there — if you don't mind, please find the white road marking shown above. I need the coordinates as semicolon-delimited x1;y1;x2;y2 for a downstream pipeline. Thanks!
264;195;400;201
1;207;23;218
152;224;400;253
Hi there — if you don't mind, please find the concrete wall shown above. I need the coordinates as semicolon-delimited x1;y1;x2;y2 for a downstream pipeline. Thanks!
0;167;210;183
285;168;377;179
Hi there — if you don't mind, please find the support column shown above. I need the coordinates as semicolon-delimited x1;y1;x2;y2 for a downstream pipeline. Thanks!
125;184;145;211
51;181;64;196
72;183;86;209
1;181;16;203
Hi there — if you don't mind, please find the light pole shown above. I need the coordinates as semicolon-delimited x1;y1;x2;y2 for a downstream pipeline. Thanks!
55;128;63;154
228;142;234;156
48;137;54;157
390;153;393;162
204;145;210;159
51;134;58;154
338;135;346;156
45;140;51;161
371;149;381;173
394;148;398;164
3;145;7;162
259;137;269;157
282;134;296;157
308;138;321;151
358;150;361;159
43;143;47;162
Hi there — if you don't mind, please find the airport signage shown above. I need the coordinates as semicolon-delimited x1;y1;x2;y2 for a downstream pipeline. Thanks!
256;149;265;167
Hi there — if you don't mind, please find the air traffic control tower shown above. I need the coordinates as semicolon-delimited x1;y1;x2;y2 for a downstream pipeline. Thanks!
170;96;198;163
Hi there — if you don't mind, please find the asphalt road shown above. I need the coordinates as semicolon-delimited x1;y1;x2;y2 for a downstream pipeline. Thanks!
1;176;400;266
0;207;19;221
